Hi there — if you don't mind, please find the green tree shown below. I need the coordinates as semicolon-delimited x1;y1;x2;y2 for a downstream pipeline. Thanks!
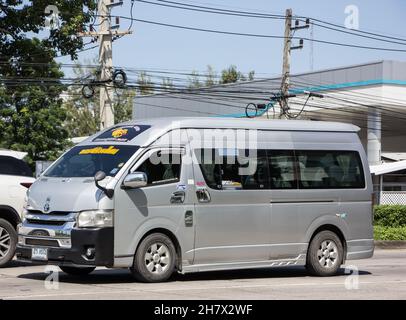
137;71;154;95
161;77;174;90
63;61;99;138
220;65;255;84
248;70;255;81
188;70;202;89
63;59;136;137
0;1;97;167
205;65;217;87
113;87;135;123
220;65;239;84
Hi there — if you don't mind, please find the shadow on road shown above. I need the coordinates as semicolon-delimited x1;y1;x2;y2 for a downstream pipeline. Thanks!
2;260;43;268
174;266;371;282
17;266;371;285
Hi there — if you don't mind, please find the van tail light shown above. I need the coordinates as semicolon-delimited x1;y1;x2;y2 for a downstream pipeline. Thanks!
20;182;33;189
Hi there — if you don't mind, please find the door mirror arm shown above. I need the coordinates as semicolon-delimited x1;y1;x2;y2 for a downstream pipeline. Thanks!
94;171;114;199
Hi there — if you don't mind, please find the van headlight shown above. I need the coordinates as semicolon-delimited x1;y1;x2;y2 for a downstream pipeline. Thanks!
77;210;114;228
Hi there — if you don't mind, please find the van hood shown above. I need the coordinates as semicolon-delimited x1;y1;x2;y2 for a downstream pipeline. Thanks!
27;177;111;213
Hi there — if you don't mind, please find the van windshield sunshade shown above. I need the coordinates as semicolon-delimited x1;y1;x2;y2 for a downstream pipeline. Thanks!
93;125;151;142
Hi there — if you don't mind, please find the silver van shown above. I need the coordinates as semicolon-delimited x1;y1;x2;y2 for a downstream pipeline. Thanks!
16;118;374;282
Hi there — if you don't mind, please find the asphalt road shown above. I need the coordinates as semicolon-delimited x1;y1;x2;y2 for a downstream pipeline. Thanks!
0;249;405;300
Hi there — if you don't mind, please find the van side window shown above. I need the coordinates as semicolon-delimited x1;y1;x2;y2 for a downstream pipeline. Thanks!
136;151;181;186
267;151;297;189
296;151;365;189
195;149;269;190
240;150;269;190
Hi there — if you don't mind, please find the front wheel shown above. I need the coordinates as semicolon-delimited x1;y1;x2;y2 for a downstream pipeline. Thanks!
131;233;176;283
59;266;95;276
0;218;17;267
306;230;343;276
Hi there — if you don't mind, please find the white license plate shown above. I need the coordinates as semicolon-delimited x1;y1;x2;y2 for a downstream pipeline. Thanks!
32;248;48;261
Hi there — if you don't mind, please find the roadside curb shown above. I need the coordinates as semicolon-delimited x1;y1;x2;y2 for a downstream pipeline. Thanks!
374;240;406;249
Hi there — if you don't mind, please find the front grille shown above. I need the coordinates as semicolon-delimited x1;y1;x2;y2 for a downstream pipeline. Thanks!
26;238;60;247
27;210;71;216
26;219;66;226
28;229;50;237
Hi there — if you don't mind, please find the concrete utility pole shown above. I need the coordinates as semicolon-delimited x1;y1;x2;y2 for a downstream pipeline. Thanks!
280;9;308;118
98;0;114;130
280;9;293;117
79;0;131;130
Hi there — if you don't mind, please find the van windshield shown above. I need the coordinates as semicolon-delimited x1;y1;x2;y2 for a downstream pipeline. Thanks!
44;145;139;178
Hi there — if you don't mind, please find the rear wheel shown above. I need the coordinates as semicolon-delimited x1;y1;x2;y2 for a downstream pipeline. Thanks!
131;233;176;283
0;218;17;267
306;230;343;276
59;266;95;276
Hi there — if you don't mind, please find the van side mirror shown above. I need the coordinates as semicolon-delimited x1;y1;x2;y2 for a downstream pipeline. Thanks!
95;171;106;182
94;171;114;199
122;172;148;189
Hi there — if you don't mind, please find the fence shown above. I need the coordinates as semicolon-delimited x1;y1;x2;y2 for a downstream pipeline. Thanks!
380;191;406;205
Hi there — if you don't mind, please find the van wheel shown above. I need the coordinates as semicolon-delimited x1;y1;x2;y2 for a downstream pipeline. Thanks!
306;230;343;276
131;233;176;283
0;219;17;267
59;266;95;276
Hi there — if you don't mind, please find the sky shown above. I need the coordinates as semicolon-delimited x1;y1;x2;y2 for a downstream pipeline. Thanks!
57;0;406;78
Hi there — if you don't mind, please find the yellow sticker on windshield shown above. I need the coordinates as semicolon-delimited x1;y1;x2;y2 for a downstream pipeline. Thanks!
79;146;119;155
112;128;128;138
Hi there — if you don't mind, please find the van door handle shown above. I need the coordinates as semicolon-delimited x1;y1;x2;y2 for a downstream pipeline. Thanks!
170;191;185;204
196;188;211;203
184;210;193;227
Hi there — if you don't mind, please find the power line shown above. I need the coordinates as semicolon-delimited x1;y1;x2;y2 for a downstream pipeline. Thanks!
137;0;406;47
290;77;406;111
135;0;285;19
307;16;406;43
107;15;406;52
158;0;406;43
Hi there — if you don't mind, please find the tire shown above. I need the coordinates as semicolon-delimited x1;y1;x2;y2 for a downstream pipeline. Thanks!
0;218;17;267
131;233;176;283
59;266;95;276
306;230;343;277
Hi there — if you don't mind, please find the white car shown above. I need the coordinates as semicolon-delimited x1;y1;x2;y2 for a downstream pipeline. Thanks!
0;150;35;266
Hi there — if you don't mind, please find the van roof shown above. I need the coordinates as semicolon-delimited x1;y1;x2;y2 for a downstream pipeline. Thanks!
120;117;360;132
80;118;360;147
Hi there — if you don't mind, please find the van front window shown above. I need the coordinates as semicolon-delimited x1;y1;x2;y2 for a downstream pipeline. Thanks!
44;145;139;178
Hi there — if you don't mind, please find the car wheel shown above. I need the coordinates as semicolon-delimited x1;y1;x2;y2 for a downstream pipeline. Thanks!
306;230;343;276
131;233;176;283
59;266;96;276
0;218;17;267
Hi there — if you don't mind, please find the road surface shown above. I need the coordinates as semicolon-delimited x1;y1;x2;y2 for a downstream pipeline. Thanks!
0;249;405;300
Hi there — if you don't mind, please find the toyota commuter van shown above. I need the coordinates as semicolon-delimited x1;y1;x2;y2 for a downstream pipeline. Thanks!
16;117;374;282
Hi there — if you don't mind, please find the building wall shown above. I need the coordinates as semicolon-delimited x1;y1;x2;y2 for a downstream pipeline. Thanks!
133;61;406;164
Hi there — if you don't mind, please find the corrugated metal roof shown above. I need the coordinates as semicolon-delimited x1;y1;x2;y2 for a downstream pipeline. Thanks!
370;160;406;175
133;60;406;119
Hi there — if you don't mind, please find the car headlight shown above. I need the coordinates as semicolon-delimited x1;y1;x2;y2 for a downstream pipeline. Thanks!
21;207;28;222
77;210;114;228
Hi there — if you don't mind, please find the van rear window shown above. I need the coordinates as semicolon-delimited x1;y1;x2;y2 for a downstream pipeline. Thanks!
93;125;151;142
296;151;365;189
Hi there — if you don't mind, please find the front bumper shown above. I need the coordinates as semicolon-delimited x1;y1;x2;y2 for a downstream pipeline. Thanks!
16;227;114;267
